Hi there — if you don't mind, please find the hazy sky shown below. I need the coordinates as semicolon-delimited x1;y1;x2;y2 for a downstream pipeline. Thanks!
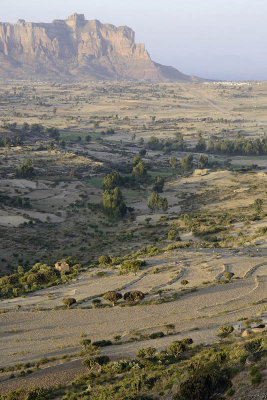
1;0;267;81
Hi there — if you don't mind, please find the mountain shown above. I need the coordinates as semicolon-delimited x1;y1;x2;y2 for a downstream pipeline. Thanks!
0;14;195;82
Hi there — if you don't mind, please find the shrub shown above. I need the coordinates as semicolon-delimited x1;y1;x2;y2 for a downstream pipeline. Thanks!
180;338;193;346
169;156;177;169
251;374;261;384
92;299;102;308
103;291;122;306
149;331;165;339
26;388;50;400
15;159;35;178
119;260;145;275
124;290;145;303
62;297;76;308
164;323;176;334
181;280;189;286
253;198;263;215
244;338;262;354
250;366;261;384
168;229;180;241
79;339;92;350
217;325;234;338
239;353;249;364
83;355;110;371
224;272;234;280
225;387;235;397
98;255;111;265
92;340;112;348
139;148;146;156
175;372;230;400
137;347;156;359
167;341;186;357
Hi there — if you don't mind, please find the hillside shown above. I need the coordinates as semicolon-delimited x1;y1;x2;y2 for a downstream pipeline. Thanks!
0;13;193;82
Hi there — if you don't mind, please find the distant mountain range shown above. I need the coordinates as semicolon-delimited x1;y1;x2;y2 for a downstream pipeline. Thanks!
0;13;198;82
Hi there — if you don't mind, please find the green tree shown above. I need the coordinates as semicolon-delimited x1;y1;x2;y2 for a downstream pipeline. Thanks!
15;159;35;178
169;156;177;169
198;155;209;169
132;160;147;182
195;134;207;151
148;192;168;212
103;291;122;306
46;127;60;140
152;177;164;193
164;323;175;335
62;297;76;308
147;136;160;150
103;171;120;190
102;187;127;219
181;154;193;171
132;155;142;166
22;122;30;132
123;290;145;302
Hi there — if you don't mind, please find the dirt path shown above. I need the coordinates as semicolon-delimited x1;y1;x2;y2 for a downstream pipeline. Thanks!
187;86;234;115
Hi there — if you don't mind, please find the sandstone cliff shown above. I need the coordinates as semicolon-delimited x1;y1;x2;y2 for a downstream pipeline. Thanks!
0;14;193;82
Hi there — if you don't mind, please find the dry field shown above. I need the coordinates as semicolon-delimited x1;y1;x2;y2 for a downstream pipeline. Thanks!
0;81;266;393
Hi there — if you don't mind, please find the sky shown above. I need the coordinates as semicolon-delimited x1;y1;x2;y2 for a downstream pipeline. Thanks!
1;0;267;81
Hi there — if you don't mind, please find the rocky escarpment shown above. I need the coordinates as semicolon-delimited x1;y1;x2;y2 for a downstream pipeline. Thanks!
0;13;194;81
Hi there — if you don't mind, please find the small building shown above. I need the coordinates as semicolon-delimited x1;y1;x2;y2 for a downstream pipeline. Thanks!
55;261;70;273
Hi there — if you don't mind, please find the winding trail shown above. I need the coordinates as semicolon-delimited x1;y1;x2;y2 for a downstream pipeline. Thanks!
244;262;267;278
215;264;230;281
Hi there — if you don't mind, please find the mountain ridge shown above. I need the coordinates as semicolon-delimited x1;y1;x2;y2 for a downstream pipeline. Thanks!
0;13;196;82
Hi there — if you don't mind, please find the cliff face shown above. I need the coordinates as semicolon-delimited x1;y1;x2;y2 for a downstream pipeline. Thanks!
0;14;192;81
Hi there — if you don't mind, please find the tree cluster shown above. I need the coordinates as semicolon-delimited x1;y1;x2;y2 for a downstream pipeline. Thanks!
0;258;80;299
147;133;185;153
148;192;168;212
15;159;35;178
207;137;267;156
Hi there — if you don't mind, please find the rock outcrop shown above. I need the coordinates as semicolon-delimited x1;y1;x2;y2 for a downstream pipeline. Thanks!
0;14;194;81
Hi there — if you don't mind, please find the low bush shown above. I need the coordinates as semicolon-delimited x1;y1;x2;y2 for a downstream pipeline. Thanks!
92;340;112;348
62;297;76;308
124;290;145;303
149;331;165;339
119;260;145;275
